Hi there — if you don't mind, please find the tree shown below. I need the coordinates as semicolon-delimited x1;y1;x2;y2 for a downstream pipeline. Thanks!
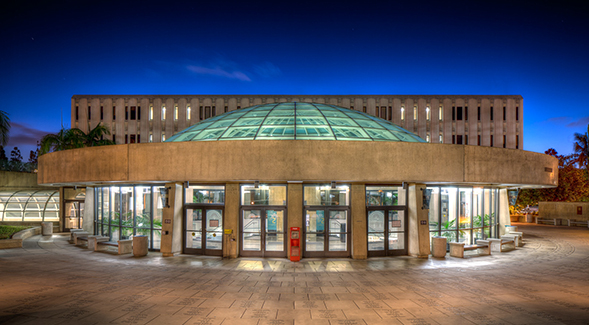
0;146;7;161
573;124;589;170
39;123;114;155
0;110;9;146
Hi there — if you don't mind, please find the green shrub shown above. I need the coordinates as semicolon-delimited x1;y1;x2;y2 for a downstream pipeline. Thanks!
0;225;30;240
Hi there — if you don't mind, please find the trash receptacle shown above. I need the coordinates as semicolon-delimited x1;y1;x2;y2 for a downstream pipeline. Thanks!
41;222;53;236
432;236;447;258
133;235;148;257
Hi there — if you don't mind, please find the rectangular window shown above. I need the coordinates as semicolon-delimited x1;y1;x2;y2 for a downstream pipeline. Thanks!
137;106;141;120
503;135;506;148
130;106;136;120
161;106;166;120
303;184;349;206
350;106;354;110
237;106;241;109
452;106;455;121
426;107;430;121
413;106;417;120
162;133;166;141
137;134;140;143
242;184;287;206
401;107;405;120
100;106;104;120
149;134;153;142
381;107;386;119
125;135;128;144
186;185;225;204
130;134;136;144
366;186;406;206
174;104;178;120
456;107;463;121
490;107;494;120
477;135;481;146
112;134;116;142
199;106;204;120
477;107;481;121
464;106;468;121
212;106;216;117
149;105;153;120
388;106;392;120
363;106;367;113
426;134;430;142
456;135;463;145
439;134;443;143
516;106;519;121
75;106;79;120
125;106;129;120
439;106;443;121
205;106;211;118
490;135;494;147
88;106;91;120
452;135;456;144
187;105;191;120
113;106;116;120
465;135;468;145
503;106;506;120
516;135;519;149
224;106;228;113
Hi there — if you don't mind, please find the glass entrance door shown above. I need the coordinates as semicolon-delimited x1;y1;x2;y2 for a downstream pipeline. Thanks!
64;201;84;231
367;209;407;256
304;209;350;258
184;208;223;256
241;208;286;257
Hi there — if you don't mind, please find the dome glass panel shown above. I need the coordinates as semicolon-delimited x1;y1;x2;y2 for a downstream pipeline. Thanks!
166;103;426;143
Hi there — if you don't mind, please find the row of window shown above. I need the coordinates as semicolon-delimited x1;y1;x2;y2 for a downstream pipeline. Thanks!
451;134;520;149
75;104;521;124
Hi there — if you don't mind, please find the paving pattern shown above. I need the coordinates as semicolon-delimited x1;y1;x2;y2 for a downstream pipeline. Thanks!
1;223;588;325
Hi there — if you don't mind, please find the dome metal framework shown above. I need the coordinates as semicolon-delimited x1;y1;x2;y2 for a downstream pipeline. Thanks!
166;102;425;142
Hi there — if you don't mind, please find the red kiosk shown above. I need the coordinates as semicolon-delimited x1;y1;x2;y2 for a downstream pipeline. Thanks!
290;227;300;262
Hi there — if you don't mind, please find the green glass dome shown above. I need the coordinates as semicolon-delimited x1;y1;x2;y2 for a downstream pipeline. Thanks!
166;102;426;142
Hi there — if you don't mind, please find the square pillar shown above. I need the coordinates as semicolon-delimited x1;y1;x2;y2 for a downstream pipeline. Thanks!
408;184;430;258
224;183;240;258
287;183;303;259
161;183;183;257
351;184;367;259
83;187;94;234
499;189;510;236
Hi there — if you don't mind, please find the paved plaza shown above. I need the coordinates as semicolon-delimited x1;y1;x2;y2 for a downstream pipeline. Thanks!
1;223;588;325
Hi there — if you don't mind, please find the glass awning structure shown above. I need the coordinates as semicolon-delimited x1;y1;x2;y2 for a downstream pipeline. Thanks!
0;190;60;222
167;102;426;142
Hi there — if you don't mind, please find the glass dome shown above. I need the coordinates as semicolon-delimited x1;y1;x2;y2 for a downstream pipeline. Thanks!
166;102;425;142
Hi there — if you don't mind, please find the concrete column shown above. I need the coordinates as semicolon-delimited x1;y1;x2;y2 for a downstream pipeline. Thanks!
139;98;150;143
115;98;125;144
408;184;430;258
287;183;303;259
351;184;367;259
506;98;516;149
78;98;89;133
468;98;478;146
224;183;239;258
83;187;94;234
499;189;510;236
443;98;453;144
161;183;183;257
430;98;440;143
417;98;427;140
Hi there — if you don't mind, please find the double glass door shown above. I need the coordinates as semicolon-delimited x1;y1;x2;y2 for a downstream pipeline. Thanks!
304;208;350;257
64;201;84;231
367;209;407;256
241;208;286;257
185;207;223;256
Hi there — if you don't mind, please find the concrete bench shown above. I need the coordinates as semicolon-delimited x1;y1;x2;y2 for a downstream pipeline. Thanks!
486;238;516;252
502;233;523;247
88;236;110;250
69;229;86;241
536;217;557;225
71;231;89;244
75;235;104;247
566;219;589;227
96;239;133;255
449;242;490;258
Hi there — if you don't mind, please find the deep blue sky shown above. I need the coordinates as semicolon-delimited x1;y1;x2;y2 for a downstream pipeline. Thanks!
2;0;588;157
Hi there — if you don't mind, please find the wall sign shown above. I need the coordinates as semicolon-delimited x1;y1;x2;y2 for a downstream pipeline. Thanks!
164;219;171;224
420;220;427;225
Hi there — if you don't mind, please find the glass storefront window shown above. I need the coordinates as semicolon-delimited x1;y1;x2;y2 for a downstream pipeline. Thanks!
186;185;225;204
428;186;499;246
241;185;286;206
366;186;405;206
304;185;349;206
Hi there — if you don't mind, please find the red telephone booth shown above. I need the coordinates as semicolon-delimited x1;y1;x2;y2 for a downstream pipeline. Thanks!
290;227;300;262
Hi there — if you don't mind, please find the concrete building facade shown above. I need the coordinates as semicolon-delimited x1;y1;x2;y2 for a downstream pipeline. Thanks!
72;95;524;149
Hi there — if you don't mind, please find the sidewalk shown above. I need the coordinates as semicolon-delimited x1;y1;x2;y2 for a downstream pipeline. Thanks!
1;224;588;324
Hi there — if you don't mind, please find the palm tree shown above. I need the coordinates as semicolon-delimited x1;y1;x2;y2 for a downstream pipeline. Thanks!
573;124;589;170
0;110;10;146
39;123;114;155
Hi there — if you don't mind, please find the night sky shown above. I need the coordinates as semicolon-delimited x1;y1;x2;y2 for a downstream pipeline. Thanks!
2;0;588;156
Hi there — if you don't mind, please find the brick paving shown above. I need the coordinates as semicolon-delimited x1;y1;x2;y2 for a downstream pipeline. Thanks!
1;223;588;325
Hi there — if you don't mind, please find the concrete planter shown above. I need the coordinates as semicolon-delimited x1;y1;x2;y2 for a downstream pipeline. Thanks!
0;227;41;249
